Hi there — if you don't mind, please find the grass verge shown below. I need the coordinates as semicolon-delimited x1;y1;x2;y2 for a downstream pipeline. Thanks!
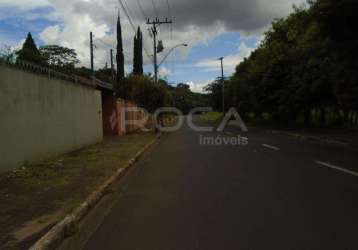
0;133;157;249
200;112;223;124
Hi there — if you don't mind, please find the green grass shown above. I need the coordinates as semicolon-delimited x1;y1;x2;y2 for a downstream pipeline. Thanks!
0;133;157;248
200;112;223;123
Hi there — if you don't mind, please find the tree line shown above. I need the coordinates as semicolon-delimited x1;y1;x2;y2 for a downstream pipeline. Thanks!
206;0;357;127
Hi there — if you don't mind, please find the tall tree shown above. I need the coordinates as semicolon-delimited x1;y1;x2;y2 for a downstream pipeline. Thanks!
0;44;15;62
16;33;44;65
133;29;138;74
39;45;80;70
204;0;358;127
133;26;143;75
116;11;125;83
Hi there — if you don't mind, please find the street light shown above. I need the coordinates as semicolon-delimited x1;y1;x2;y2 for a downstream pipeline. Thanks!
157;43;188;70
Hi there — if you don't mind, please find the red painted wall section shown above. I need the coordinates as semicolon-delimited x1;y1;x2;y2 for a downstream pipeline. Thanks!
102;92;118;136
101;94;151;136
123;101;148;134
116;100;126;136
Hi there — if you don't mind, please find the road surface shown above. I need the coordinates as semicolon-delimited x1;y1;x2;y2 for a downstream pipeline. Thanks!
84;120;358;250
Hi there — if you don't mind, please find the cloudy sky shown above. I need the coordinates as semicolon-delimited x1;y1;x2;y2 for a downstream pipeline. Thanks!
0;0;305;92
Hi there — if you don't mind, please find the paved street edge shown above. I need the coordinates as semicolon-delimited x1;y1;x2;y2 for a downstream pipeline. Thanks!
29;133;162;250
271;130;350;147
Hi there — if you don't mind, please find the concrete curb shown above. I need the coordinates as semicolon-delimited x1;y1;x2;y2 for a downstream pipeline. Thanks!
272;130;349;147
29;133;161;250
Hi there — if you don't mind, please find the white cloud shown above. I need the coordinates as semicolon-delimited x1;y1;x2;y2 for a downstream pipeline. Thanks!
3;0;304;78
0;0;50;11
39;25;61;42
195;42;254;74
186;78;214;93
39;7;111;69
13;39;25;51
158;67;171;78
35;1;228;73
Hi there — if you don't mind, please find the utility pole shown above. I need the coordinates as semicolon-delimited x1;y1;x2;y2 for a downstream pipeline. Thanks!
147;18;173;83
110;49;114;80
219;57;225;113
90;32;94;76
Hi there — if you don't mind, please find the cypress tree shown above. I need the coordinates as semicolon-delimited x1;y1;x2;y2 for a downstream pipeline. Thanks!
138;27;143;75
116;11;125;82
133;29;139;75
133;26;143;75
17;32;44;65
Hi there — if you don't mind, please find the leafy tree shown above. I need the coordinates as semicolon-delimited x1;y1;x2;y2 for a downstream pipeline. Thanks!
16;33;45;65
39;45;80;70
95;67;115;83
169;83;205;114
74;66;93;78
204;78;224;112
205;0;358;127
0;44;15;62
118;76;208;114
118;75;171;112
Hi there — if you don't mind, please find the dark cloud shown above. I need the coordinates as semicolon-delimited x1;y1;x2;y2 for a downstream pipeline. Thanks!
39;0;304;67
130;0;304;32
70;0;304;34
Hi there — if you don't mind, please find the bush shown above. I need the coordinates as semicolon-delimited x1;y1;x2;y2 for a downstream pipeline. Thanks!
117;75;171;112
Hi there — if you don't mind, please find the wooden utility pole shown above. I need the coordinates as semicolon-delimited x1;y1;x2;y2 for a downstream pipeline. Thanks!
146;18;172;83
219;57;225;113
90;32;94;76
110;49;114;80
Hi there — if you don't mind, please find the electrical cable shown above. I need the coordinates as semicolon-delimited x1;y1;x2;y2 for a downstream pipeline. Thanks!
118;0;153;62
136;0;148;21
151;0;159;18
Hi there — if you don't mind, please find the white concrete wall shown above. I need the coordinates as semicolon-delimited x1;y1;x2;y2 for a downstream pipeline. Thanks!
0;65;103;172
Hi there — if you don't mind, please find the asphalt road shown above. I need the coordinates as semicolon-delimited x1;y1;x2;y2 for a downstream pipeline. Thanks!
84;120;358;250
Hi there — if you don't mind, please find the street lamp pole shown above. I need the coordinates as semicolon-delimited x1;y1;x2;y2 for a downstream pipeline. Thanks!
157;43;188;69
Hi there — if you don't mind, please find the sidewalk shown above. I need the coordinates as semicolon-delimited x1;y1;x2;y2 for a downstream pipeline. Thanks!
0;133;157;249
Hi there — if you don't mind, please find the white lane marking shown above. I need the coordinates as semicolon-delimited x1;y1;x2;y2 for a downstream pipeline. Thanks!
326;140;348;146
262;144;280;151
315;161;358;177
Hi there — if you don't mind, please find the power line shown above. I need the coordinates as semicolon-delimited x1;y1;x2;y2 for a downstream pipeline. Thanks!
166;0;172;21
118;0;136;32
123;0;139;24
166;0;173;40
95;38;115;49
136;0;147;20
151;0;159;18
90;32;94;75
117;0;153;62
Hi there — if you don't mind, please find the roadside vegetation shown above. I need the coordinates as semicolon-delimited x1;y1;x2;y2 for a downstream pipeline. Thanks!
206;0;358;128
0;134;156;249
118;76;208;114
200;112;223;124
